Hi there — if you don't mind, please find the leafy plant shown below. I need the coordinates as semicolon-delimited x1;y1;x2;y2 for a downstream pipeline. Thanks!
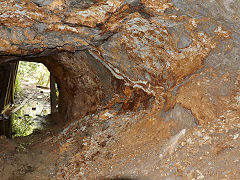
17;61;50;86
14;61;50;98
11;108;35;137
14;74;23;98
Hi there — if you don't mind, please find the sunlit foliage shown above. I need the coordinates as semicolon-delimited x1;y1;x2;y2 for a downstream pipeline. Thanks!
14;61;50;98
11;107;35;137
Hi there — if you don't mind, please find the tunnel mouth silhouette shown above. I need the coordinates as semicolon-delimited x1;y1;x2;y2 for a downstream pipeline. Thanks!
0;50;155;138
0;59;61;138
0;50;118;138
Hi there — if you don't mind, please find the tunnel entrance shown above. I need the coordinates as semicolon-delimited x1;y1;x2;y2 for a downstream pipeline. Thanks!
0;61;58;138
0;51;154;139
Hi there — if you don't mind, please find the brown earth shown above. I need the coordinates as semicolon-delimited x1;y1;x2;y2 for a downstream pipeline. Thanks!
0;0;240;179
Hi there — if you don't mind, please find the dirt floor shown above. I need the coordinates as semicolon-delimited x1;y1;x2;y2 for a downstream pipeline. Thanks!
0;104;239;179
0;72;240;180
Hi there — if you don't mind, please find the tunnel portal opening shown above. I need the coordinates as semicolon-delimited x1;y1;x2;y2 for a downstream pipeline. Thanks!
0;51;155;139
0;61;59;138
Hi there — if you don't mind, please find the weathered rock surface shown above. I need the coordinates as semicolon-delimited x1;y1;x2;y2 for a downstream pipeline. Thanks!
0;0;240;179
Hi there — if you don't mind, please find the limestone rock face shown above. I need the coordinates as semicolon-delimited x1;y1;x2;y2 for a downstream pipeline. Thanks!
0;0;240;179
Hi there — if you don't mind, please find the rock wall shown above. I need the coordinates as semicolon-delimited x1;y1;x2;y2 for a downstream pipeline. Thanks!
0;0;240;179
1;0;239;124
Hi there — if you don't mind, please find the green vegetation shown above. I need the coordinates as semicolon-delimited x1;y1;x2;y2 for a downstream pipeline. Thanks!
14;61;50;98
12;61;50;137
11;107;35;137
14;74;22;98
17;61;40;76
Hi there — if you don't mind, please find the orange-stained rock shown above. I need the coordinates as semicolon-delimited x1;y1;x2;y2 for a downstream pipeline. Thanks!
65;0;125;27
0;0;240;178
142;0;173;14
174;68;240;124
0;0;61;28
100;12;216;95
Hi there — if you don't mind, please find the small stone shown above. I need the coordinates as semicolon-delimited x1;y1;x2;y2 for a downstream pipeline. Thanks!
177;35;192;49
187;138;194;145
181;142;186;146
233;134;239;140
196;170;204;179
0;135;7;140
194;131;203;137
197;174;204;179
203;135;210;141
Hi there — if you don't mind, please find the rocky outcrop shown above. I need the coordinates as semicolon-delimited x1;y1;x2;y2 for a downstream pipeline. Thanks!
0;0;240;179
1;0;239;120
